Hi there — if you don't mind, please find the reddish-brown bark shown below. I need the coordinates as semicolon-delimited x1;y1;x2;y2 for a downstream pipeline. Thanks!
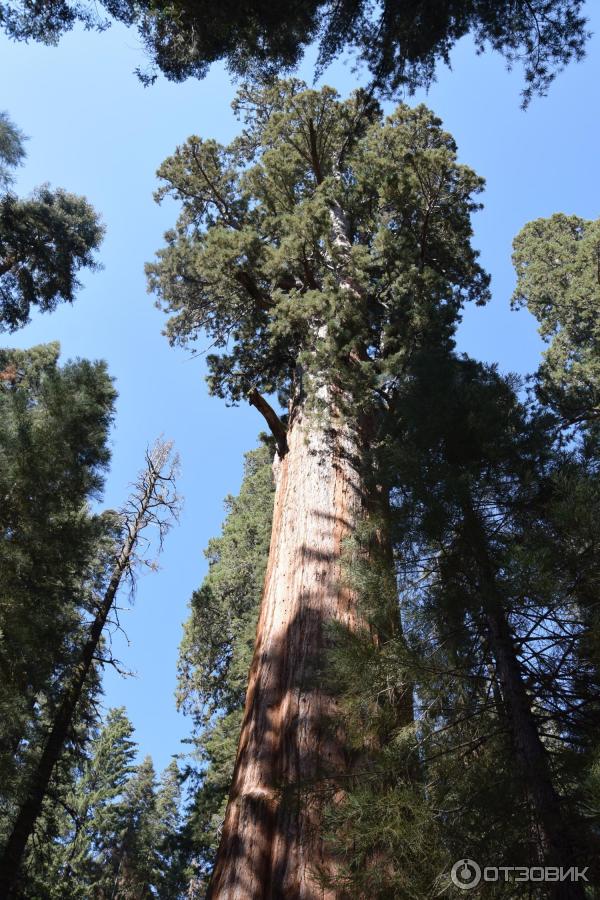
208;403;366;899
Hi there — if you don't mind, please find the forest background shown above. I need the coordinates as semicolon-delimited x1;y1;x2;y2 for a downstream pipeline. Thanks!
0;5;599;776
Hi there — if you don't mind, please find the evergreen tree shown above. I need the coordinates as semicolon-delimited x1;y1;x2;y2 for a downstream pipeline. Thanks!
154;760;187;899
512;213;600;426
103;755;185;900
0;111;25;189
0;342;115;826
13;709;186;899
0;111;104;330
0;1;589;103
320;352;600;897
148;79;489;895
23;706;138;899
71;707;138;896
177;444;275;888
32;708;184;900
110;755;159;899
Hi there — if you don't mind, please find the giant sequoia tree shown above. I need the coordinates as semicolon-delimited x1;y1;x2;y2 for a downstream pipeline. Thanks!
0;1;589;103
148;80;489;896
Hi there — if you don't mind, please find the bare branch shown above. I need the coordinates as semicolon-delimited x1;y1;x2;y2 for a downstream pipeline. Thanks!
247;388;288;457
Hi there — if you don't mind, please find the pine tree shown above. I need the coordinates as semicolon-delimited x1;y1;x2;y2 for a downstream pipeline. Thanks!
512;213;600;427
0;111;104;330
72;707;138;895
24;710;186;899
22;706;138;899
321;351;600;896
105;756;185;899
0;342;115;828
0;2;588;104
148;80;489;896
154;760;187;898
109;755;159;899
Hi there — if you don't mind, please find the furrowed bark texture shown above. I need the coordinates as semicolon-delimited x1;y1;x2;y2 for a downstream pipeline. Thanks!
208;403;365;899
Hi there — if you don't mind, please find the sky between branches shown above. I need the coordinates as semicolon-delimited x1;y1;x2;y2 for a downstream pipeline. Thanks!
0;6;599;771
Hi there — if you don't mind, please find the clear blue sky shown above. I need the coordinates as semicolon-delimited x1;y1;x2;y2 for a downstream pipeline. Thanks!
1;7;599;774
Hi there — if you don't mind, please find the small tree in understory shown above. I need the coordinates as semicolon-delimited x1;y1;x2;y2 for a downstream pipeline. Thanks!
148;78;490;896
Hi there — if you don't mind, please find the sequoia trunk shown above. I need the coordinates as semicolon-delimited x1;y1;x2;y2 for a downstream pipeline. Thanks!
208;402;366;898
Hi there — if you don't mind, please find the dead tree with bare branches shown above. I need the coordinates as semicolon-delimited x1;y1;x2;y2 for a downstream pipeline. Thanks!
0;439;180;898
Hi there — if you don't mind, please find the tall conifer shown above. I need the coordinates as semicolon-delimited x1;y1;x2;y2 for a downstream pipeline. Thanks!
149;80;489;896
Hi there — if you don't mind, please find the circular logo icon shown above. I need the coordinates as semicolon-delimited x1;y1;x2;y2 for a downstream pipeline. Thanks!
451;859;482;890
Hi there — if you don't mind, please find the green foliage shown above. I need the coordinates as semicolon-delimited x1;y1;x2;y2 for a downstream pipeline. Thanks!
322;352;600;895
513;212;600;426
18;709;186;899
0;111;25;189
154;761;187;899
0;1;589;103
148;80;489;412
0;343;116;823
20;706;137;898
177;443;274;883
0;186;104;331
0;113;104;331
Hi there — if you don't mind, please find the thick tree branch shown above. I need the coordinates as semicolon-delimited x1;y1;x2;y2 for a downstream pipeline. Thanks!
234;271;272;311
307;119;324;184
247;388;288;457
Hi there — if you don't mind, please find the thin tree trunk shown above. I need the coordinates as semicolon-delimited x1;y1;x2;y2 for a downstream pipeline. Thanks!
0;442;176;898
208;402;368;899
0;541;140;898
464;505;586;898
